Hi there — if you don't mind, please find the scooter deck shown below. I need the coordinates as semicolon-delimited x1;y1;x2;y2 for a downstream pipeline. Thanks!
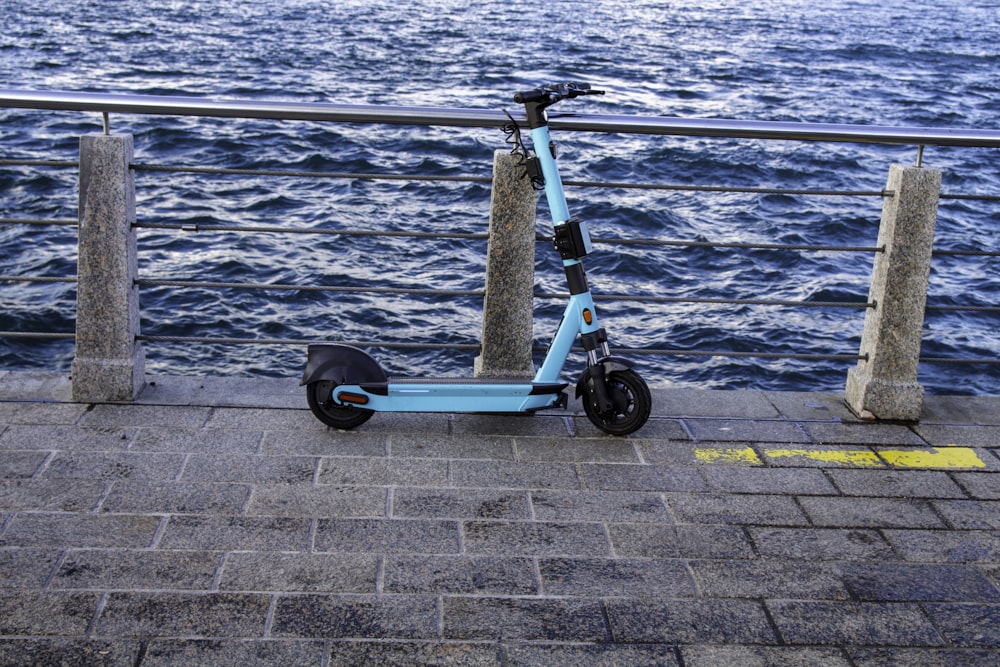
360;377;567;395
336;377;569;413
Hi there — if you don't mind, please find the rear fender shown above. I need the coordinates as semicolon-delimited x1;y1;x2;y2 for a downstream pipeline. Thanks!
301;344;387;386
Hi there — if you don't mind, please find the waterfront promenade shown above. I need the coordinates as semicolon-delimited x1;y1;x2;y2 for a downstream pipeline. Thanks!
1;370;999;665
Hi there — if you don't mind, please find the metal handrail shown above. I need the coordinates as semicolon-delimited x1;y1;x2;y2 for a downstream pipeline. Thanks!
4;89;1000;147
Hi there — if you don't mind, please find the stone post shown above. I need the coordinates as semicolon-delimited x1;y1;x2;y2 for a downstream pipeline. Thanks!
71;134;145;401
845;163;941;421
474;150;537;378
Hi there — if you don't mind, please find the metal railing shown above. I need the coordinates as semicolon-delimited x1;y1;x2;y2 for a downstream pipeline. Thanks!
2;89;1000;412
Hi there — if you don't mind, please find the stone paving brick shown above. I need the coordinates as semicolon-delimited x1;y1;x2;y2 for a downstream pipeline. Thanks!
686;418;808;443
246;483;386;518
916;424;1000;448
451;413;569;436
883;529;1000;563
392;488;530;520
317;456;448;486
382;554;537;595
682;645;852;667
798;496;946;529
827;469;968;498
0;478;108;512
507;642;680;666
388;433;515;460
848;647;1000;667
450;460;581;490
100;481;250;514
0;548;62;589
0;513;162;549
314;518;460;554
767;600;944;646
0;424;132;451
0;639;138;667
82;404;211;429
953;471;1000;500
217;552;377;593
538;557;695;597
924;603;1000;647
0;450;47;478
327;641;502;666
666;492;810;526
690;558;849;599
659;388;782;419
515;436;640;463
41;451;187;481
51;549;222;591
608;523;754;559
262;429;387;456
0;591;102;635
637;439;738;465
934;500;1000;530
130;427;263;454
143;639;327;666
748;527;897;561
4;402;90;426
95;592;270;638
272;593;439;639
203;407;319;431
764;390;859;422
802;422;927;446
575;415;692;440
842;563;1000;602
159;515;312;551
181;454;317;483
701;465;838;495
577;463;707;492
606;597;776;644
443;596;609;641
462;520;610;557
531;489;671;523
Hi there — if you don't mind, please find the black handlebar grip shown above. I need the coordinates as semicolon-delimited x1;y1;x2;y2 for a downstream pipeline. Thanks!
513;88;545;104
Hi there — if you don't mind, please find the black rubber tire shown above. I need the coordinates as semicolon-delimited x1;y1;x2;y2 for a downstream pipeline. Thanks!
581;368;651;436
306;380;374;429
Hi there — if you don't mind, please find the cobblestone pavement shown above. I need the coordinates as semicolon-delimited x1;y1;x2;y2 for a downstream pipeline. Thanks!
1;372;999;666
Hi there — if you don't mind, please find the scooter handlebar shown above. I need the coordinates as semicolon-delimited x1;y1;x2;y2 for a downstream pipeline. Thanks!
513;82;605;105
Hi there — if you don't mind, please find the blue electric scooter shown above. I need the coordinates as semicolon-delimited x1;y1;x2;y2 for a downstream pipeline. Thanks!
301;83;652;435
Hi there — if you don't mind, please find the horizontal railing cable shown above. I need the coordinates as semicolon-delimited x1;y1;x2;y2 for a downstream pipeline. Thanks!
132;162;492;184
134;276;871;310
0;275;76;284
0;217;77;227
134;278;485;298
135;221;489;241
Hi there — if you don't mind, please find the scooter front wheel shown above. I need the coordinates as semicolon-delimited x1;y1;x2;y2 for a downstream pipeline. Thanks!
581;368;651;436
306;381;374;430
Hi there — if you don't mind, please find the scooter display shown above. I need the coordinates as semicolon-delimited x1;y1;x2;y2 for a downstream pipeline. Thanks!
301;82;652;435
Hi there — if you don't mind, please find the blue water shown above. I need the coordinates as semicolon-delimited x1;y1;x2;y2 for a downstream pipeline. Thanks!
2;0;999;393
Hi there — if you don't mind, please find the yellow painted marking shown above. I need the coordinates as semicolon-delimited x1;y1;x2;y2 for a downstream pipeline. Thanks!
693;445;986;469
766;448;882;467
879;446;986;469
694;446;762;465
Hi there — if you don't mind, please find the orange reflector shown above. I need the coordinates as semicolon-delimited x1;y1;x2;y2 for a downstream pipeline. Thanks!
583;309;593;325
339;392;369;406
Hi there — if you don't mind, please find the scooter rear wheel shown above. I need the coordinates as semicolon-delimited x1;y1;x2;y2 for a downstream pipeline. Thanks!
306;381;374;429
581;368;651;436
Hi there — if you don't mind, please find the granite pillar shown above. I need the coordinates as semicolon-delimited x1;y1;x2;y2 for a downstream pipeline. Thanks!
845;164;941;421
474;150;537;378
71;134;145;401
